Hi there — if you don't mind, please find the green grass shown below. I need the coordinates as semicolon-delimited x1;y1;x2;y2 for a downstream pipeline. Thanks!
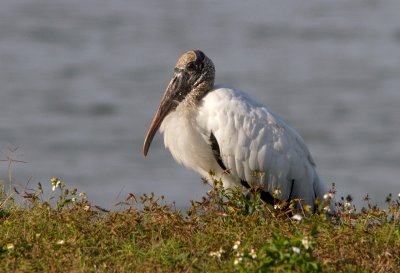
0;178;399;273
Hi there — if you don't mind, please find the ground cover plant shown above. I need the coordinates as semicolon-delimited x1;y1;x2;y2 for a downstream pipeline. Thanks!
0;172;399;272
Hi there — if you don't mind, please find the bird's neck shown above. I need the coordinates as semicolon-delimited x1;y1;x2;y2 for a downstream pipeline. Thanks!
183;82;213;107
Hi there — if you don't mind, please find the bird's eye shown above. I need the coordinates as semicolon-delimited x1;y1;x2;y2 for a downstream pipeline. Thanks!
186;62;196;71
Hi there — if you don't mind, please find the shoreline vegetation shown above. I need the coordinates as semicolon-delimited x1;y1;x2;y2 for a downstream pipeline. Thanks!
0;177;399;273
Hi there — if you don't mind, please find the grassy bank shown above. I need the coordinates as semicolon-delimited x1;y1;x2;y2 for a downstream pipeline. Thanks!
0;179;399;273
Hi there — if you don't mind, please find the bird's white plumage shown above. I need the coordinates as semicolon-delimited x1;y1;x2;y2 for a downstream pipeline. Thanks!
160;85;328;207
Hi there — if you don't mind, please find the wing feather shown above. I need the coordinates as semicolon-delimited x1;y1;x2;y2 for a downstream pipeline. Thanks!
197;85;322;204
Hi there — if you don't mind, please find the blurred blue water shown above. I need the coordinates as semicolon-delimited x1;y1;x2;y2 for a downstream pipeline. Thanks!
1;0;399;209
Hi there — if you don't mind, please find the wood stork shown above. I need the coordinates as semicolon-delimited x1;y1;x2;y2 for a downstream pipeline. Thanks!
143;50;330;209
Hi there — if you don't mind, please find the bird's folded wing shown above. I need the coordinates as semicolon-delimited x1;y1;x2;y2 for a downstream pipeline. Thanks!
197;86;317;201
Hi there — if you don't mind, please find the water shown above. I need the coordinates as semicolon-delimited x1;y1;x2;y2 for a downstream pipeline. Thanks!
1;0;399;209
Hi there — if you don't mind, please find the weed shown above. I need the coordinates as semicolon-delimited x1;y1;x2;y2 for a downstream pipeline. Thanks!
0;173;399;272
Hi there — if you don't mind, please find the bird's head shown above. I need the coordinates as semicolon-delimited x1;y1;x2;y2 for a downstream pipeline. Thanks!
143;50;215;156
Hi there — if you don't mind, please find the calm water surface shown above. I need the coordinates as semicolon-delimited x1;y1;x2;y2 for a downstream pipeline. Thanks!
1;0;399;209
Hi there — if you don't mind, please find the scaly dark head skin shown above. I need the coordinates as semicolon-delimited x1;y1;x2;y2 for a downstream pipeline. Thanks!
143;50;215;157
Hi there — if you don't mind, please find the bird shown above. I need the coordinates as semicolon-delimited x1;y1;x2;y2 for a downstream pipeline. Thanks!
143;50;330;209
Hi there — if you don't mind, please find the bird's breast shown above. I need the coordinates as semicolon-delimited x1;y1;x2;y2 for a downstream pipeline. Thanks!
159;105;216;178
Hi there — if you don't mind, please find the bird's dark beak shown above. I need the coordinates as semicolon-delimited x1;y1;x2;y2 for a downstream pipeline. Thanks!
143;71;187;156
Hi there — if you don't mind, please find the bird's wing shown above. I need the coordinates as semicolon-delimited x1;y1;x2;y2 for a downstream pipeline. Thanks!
197;85;321;202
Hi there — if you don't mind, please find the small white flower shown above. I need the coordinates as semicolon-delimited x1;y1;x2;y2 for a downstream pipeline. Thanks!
209;247;224;258
302;237;311;250
52;180;61;191
236;251;244;257
398;192;400;198
292;247;301;254
273;188;281;198
232;240;241;250
344;202;351;209
323;193;333;200
323;206;331;212
347;208;355;214
71;197;76;202
56;240;65;245
6;243;14;250
51;177;61;191
84;205;90;211
79;192;86;197
274;204;281;210
250;248;257;259
233;257;243;265
292;214;303;221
